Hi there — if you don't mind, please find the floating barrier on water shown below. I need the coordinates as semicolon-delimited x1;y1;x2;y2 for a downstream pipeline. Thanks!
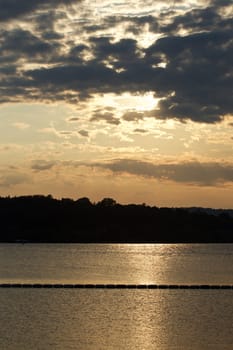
0;284;233;289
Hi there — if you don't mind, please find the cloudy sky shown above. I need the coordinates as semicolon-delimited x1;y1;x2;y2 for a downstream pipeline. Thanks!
0;0;232;207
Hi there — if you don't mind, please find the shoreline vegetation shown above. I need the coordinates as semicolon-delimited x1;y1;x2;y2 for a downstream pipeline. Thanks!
1;195;233;243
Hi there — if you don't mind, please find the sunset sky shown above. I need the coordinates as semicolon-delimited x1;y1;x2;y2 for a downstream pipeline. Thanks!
0;0;232;207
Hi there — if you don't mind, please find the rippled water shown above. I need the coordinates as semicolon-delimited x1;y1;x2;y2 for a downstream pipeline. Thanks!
1;243;233;284
1;244;233;349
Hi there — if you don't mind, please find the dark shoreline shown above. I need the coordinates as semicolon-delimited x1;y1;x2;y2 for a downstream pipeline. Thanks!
1;195;233;243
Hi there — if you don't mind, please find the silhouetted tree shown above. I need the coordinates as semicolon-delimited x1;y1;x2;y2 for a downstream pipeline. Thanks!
0;195;233;243
97;198;117;207
76;197;92;207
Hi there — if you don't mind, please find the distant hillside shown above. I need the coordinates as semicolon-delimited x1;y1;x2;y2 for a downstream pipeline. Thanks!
186;207;233;218
0;195;233;243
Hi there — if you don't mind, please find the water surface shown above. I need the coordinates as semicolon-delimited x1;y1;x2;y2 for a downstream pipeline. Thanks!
1;243;233;284
1;244;233;349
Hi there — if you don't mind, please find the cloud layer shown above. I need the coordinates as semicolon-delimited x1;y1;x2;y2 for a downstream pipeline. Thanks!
92;159;233;186
0;0;232;123
0;0;80;21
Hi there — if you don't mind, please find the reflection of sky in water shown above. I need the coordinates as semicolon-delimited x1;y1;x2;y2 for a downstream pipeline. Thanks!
1;244;233;284
1;243;233;349
1;289;233;349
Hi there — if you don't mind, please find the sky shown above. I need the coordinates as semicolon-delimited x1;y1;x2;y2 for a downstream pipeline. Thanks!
0;0;232;207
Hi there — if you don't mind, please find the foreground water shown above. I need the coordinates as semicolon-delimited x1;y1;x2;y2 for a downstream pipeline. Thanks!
1;244;233;349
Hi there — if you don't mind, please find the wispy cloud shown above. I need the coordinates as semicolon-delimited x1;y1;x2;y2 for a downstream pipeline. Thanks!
12;122;30;130
0;172;30;187
90;159;233;186
90;112;120;125
31;159;57;171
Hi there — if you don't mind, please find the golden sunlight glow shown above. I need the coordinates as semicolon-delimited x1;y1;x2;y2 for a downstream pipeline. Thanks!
115;92;159;111
92;92;159;112
138;32;162;49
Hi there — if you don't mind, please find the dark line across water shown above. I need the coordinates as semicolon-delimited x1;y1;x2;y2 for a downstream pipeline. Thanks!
0;284;233;289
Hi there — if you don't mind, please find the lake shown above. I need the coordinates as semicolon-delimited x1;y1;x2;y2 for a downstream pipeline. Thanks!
1;244;233;349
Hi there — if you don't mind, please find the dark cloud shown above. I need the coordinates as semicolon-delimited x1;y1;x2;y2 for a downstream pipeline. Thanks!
89;37;141;69
34;11;66;41
59;131;73;135
122;111;145;122
0;2;231;124
161;7;226;34
0;29;57;60
211;0;231;7
133;128;147;133
84;15;158;36
0;66;16;75
125;15;158;35
90;112;120;125
42;31;64;41
67;117;79;122
25;63;117;90
78;130;89;137
145;28;233;123
0;0;80;21
35;10;64;31
31;160;56;171
92;159;233;186
24;23;232;123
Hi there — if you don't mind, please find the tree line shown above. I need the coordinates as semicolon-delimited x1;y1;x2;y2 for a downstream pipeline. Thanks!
0;195;233;243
